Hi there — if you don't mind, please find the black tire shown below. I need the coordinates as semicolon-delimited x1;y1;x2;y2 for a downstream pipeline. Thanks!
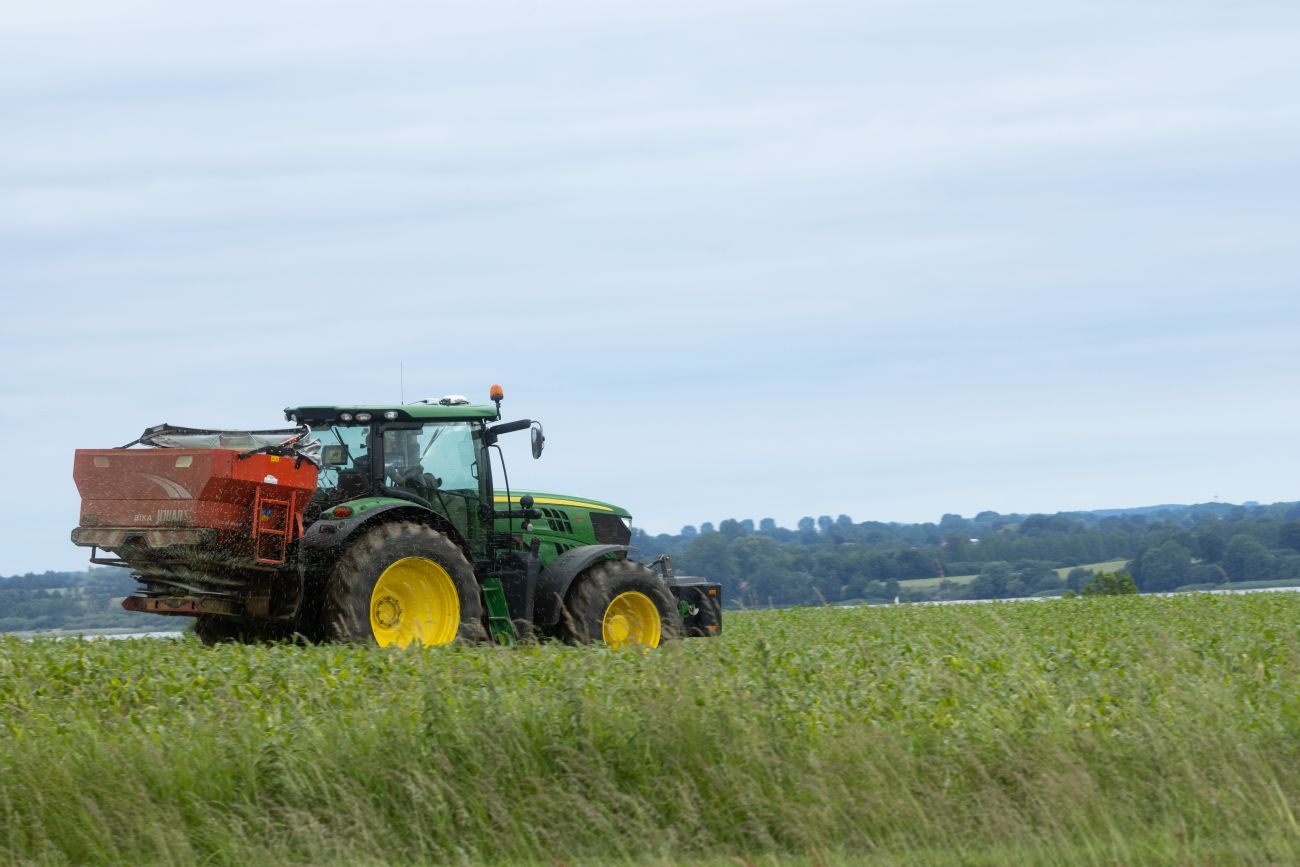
322;521;486;646
562;559;681;648
193;616;292;645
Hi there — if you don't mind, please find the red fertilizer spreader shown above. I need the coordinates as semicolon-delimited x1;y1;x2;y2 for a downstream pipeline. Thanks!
71;425;319;616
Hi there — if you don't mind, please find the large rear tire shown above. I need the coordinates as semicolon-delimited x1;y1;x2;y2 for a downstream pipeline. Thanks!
323;521;486;647
562;559;681;650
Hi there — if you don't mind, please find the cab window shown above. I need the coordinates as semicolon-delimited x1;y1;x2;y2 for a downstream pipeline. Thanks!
382;422;479;493
314;424;371;494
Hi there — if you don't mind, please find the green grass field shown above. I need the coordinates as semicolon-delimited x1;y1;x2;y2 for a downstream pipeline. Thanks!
900;558;1131;589
2;594;1299;865
1050;558;1130;579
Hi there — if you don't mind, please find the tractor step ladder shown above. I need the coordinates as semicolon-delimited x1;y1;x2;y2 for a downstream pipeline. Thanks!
481;576;517;645
251;486;297;565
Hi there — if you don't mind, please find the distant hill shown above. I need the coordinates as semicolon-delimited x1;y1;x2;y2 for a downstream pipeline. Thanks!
1075;501;1276;519
979;500;1296;523
629;498;1300;607
0;567;182;634
8;498;1300;631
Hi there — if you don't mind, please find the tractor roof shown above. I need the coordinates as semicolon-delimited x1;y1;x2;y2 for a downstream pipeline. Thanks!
285;403;498;425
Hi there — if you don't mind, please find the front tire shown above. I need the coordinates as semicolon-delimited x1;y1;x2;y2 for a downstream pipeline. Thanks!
562;559;681;650
323;521;486;647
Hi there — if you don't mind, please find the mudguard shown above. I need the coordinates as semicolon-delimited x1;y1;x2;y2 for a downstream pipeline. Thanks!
298;500;466;574
533;544;634;627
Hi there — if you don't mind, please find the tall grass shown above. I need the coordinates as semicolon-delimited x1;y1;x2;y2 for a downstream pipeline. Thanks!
2;594;1298;865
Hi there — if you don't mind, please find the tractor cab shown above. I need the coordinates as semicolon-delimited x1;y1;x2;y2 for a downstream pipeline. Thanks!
285;399;506;550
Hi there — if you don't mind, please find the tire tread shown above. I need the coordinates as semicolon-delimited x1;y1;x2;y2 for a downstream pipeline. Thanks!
563;558;681;646
322;521;486;644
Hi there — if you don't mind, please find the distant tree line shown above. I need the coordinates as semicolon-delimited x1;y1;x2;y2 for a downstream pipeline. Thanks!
0;568;159;632
7;500;1300;631
631;500;1300;606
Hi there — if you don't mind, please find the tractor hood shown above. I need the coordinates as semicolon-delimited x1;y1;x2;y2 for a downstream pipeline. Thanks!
493;490;634;551
493;490;631;519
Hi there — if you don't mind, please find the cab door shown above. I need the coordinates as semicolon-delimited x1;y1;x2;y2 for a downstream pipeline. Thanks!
380;421;485;550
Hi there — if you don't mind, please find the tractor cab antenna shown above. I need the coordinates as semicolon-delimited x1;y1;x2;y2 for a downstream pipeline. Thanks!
400;361;405;405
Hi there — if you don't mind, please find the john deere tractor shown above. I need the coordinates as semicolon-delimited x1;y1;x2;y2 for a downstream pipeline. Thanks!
71;386;721;648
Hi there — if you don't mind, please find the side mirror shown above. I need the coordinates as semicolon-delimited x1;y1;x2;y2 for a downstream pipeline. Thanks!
530;423;545;459
520;494;534;509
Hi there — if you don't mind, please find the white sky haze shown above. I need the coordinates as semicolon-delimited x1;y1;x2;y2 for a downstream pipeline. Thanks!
3;0;1299;573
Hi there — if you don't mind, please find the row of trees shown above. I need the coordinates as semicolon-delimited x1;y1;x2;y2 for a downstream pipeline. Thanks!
1126;531;1300;591
6;501;1299;631
0;569;146;632
632;500;1300;606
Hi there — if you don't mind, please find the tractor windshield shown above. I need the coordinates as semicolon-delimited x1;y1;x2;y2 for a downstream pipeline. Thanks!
382;422;479;494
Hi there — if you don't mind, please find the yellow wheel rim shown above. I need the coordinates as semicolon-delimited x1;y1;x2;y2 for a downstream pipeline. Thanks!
369;557;460;647
601;591;661;650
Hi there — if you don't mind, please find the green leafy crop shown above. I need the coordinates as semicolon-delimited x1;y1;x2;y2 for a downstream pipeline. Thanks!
2;594;1298;865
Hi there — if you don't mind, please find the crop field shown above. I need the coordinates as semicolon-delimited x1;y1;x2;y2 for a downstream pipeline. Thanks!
898;559;1132;589
2;594;1299;866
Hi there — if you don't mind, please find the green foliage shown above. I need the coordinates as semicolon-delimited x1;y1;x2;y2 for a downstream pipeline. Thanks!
894;548;938;580
1065;566;1092;592
1223;534;1275;582
14;500;1300;634
1;595;1298;865
0;568;181;633
643;500;1300;607
1279;520;1300;554
968;561;1011;599
1129;540;1193;591
1081;570;1139;596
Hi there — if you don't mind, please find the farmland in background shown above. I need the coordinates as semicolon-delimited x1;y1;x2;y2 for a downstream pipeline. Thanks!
2;593;1298;865
900;558;1134;589
10;499;1300;634
633;500;1300;606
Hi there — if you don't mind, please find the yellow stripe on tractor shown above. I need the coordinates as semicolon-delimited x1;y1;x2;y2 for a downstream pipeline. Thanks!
493;495;615;512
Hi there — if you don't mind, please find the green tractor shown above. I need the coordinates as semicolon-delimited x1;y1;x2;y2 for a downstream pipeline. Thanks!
71;386;722;648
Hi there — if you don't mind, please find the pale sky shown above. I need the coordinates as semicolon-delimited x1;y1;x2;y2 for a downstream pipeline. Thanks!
3;0;1299;574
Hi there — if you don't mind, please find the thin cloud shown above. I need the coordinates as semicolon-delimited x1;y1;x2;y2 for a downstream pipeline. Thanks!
2;0;1299;572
